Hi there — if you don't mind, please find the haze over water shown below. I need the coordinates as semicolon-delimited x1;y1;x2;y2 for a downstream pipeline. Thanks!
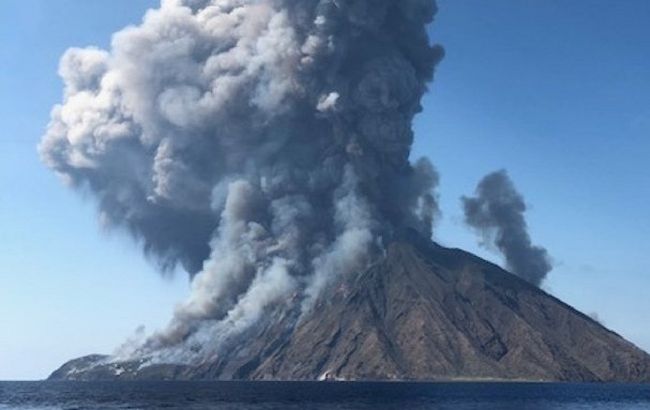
1;382;650;410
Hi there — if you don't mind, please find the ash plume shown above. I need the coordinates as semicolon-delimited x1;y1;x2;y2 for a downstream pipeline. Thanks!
462;170;552;286
39;0;443;363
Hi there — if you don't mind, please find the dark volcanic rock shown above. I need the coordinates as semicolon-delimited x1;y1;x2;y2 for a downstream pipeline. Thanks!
49;232;650;382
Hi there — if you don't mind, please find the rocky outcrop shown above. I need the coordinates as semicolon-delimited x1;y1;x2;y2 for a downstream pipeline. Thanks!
49;231;650;382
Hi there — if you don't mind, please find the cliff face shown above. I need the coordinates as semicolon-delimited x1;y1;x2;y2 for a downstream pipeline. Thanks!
50;232;650;382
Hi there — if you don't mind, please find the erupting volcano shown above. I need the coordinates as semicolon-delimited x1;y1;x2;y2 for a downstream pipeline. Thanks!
42;0;650;382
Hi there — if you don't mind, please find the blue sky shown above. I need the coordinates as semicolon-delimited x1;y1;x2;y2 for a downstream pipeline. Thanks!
1;0;648;380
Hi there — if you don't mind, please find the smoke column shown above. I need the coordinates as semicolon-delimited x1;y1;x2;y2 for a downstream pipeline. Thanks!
39;0;443;363
461;170;552;286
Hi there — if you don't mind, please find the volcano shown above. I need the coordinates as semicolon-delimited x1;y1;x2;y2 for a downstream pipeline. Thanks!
50;230;650;382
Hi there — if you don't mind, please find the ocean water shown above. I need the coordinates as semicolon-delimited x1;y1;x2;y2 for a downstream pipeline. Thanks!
1;381;650;410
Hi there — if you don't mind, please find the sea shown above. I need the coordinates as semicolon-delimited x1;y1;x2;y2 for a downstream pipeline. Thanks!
1;381;650;410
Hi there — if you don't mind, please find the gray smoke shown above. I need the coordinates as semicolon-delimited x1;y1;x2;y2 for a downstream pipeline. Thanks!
40;0;443;363
462;170;552;286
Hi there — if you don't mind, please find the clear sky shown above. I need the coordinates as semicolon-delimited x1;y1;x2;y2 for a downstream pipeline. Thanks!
0;0;648;380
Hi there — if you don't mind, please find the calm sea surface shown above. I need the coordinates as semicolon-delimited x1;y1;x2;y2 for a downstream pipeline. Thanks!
1;381;650;410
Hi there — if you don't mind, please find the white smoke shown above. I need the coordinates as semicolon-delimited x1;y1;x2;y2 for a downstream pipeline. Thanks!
40;0;444;365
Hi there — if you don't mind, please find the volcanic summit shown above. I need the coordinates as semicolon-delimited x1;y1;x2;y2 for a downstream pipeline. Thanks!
50;230;650;382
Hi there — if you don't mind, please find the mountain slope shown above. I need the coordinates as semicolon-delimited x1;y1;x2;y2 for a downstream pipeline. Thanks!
49;231;650;382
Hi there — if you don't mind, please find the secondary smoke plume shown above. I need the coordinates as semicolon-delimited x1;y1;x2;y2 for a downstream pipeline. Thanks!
40;0;443;363
462;170;552;286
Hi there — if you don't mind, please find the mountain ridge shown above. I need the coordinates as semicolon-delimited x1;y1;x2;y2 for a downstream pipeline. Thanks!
49;231;650;382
